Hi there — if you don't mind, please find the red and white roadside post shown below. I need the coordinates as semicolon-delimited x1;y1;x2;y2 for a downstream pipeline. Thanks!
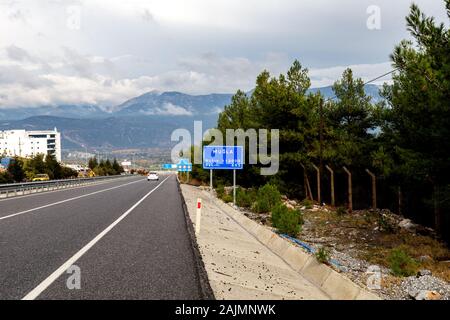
195;198;202;235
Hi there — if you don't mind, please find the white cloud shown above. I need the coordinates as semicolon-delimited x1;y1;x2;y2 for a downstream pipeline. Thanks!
0;0;446;109
309;62;394;87
140;102;193;116
0;46;396;108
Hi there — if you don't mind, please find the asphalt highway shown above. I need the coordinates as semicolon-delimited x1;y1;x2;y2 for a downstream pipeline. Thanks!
0;174;203;300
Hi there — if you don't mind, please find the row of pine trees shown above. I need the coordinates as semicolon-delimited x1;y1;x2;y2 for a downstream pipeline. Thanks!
191;1;450;240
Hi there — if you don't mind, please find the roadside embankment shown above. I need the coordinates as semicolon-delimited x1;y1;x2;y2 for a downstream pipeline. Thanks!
181;184;380;300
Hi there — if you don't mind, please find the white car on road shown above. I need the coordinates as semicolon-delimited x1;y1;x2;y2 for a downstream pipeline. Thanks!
147;172;159;181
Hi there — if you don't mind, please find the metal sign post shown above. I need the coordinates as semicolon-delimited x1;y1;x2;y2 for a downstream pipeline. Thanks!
233;169;236;206
210;170;213;193
176;159;192;182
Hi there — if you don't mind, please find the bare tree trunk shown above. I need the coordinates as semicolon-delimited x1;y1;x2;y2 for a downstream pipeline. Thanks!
304;172;308;200
306;175;314;202
302;164;313;201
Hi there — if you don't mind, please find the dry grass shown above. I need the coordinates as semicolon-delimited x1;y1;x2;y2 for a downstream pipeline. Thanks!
302;207;450;282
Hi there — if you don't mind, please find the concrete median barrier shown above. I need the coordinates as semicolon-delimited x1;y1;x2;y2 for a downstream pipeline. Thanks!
321;270;362;300
281;246;310;272
300;257;333;287
181;184;381;300
212;194;381;300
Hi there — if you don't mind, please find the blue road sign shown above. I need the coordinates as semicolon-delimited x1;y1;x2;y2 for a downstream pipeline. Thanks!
203;146;244;170
1;157;13;169
162;164;173;170
177;159;192;172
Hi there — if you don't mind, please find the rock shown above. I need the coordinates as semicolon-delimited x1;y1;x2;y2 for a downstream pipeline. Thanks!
418;255;433;263
281;198;300;210
285;203;295;210
401;275;450;300
414;290;441;300
408;289;419;298
398;218;416;231
349;230;358;237
418;269;432;277
224;187;233;195
300;206;306;210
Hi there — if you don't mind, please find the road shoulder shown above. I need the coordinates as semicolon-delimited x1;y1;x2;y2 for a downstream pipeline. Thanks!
181;184;330;300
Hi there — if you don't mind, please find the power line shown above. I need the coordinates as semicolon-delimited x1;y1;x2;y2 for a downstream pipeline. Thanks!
318;67;399;168
323;67;399;103
362;68;399;86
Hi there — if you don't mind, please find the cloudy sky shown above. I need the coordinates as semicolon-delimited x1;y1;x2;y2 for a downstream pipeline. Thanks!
0;0;448;108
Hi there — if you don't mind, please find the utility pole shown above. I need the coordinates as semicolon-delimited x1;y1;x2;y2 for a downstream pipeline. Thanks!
318;98;324;205
319;98;324;173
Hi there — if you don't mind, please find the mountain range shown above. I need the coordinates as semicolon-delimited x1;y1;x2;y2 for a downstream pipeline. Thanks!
0;85;382;151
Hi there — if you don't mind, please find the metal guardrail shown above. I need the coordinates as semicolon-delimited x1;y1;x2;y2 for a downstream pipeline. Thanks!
0;175;131;199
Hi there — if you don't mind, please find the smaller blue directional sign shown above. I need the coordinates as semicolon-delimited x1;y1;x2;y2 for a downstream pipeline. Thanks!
162;164;173;170
177;159;192;172
203;146;244;170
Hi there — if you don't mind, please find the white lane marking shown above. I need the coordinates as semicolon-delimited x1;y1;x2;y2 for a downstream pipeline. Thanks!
0;178;146;221
0;177;129;203
22;176;170;300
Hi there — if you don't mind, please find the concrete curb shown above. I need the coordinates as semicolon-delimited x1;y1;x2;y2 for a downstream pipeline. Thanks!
210;193;380;300
176;179;215;300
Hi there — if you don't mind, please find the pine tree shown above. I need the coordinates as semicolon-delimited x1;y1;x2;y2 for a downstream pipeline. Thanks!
380;0;450;232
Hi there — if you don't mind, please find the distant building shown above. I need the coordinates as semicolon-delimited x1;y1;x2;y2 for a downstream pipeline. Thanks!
0;128;62;162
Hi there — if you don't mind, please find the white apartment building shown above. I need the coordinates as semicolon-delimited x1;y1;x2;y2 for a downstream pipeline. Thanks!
0;128;62;162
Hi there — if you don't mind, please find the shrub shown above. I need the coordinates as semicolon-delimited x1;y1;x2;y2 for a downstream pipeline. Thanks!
300;199;314;209
378;214;395;233
271;204;304;236
236;187;256;208
336;206;347;216
253;184;281;213
388;248;418;277
0;172;14;184
216;185;225;199
222;194;233;203
315;247;330;264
